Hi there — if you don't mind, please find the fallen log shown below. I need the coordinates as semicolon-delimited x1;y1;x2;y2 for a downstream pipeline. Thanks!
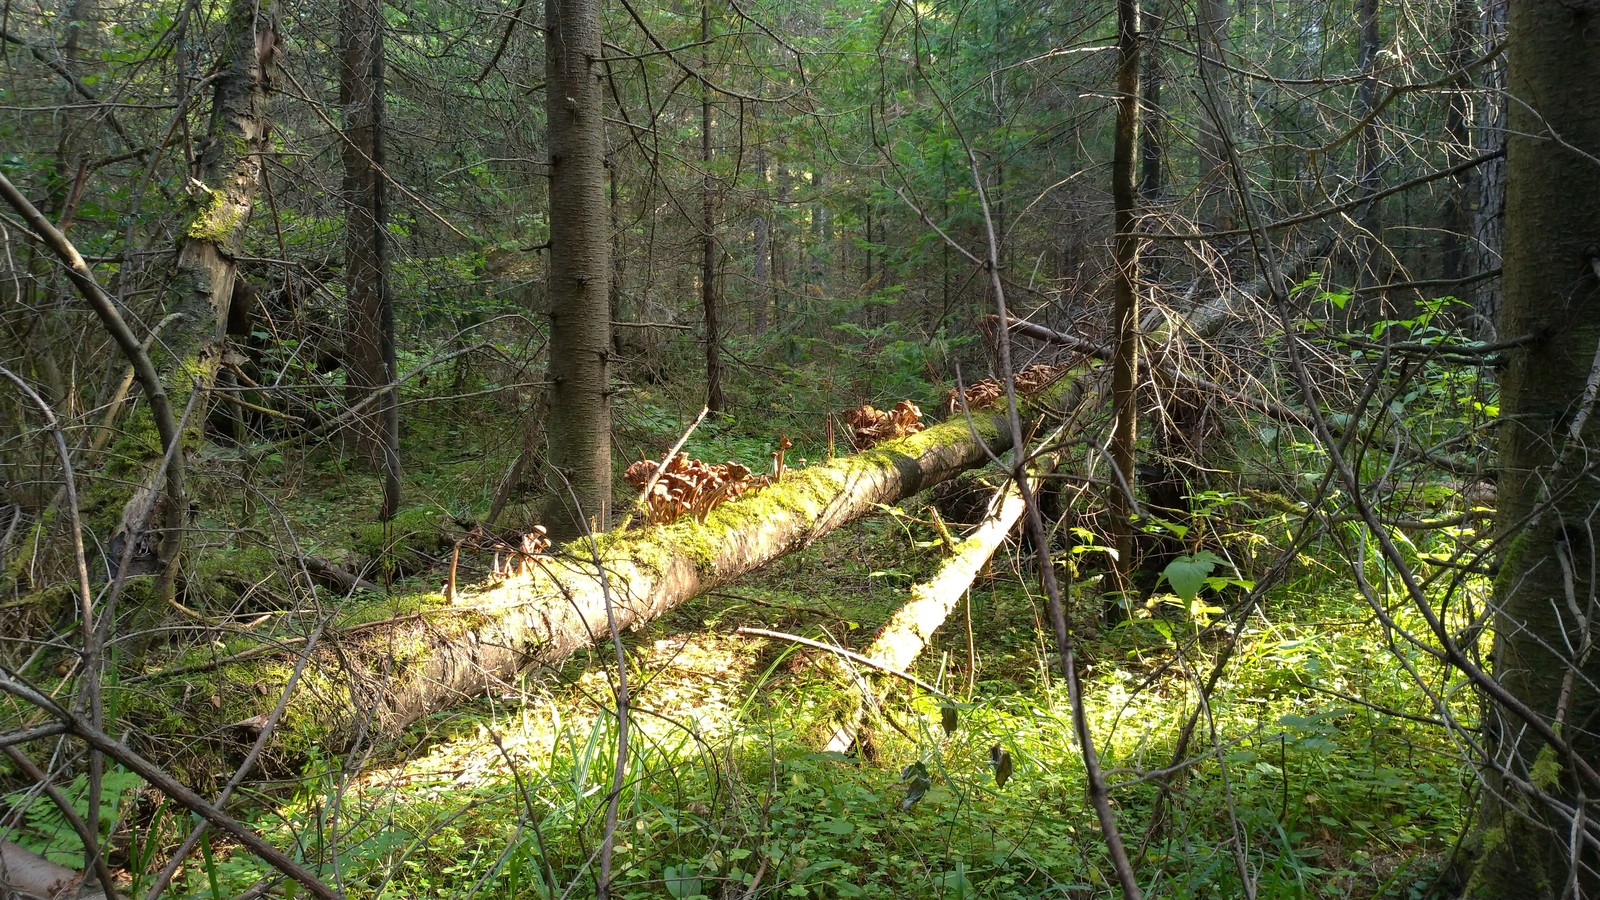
821;475;1029;754
1;839;114;900
1000;318;1309;427
134;380;1083;772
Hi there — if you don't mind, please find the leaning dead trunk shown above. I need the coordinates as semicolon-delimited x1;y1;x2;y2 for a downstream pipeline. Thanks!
144;385;1079;772
113;0;281;582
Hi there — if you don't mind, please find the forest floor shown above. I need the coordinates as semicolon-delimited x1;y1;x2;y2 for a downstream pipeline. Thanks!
3;344;1482;899
150;395;1475;899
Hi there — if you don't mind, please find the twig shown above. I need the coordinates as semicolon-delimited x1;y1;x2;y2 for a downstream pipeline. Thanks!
2;746;117;898
0;668;343;899
559;482;632;900
0;170;186;562
0;366;108;893
141;610;334;900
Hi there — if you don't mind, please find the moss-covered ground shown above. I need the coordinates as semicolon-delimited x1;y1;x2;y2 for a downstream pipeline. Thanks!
145;512;1474;899
2;342;1485;900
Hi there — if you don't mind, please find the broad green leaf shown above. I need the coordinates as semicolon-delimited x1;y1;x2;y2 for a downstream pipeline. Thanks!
1162;551;1223;602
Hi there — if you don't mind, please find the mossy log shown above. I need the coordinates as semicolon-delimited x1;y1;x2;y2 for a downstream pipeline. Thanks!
821;473;1032;754
145;382;1081;771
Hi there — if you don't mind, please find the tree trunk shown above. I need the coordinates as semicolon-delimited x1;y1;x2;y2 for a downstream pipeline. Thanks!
809;170;827;298
1469;0;1507;334
822;472;1039;754
774;164;791;322
1194;0;1233;224
1138;0;1163;202
1439;0;1475;284
340;0;400;521
150;385;1080;772
751;133;770;334
1109;0;1142;568
700;0;724;414
542;0;612;539
1354;0;1383;289
1467;0;1600;892
113;0;280;581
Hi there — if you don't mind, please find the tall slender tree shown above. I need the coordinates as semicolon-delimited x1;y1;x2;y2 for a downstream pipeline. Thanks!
700;0;724;414
1108;0;1142;568
542;0;613;539
340;0;400;520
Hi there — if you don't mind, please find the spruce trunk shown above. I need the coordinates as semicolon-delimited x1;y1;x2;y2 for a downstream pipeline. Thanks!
1467;0;1600;893
542;0;613;539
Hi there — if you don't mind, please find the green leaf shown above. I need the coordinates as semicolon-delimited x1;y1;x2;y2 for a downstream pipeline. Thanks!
663;865;703;898
816;818;856;835
1161;551;1223;602
940;704;958;736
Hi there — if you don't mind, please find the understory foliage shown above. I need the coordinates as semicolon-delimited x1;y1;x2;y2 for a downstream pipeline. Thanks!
0;0;1544;887
3;335;1497;897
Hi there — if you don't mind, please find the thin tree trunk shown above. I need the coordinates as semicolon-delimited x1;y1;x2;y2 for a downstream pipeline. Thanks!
751;133;770;334
543;0;612;539
809;170;827;297
1194;0;1233;224
1439;0;1475;284
1354;0;1383;289
340;0;400;520
773;164;791;321
1138;0;1163;202
1469;0;1506;334
1109;0;1142;569
700;0;724;414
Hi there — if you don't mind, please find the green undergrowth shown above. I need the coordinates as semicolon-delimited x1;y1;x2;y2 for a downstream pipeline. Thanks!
146;515;1473;900
28;354;1476;899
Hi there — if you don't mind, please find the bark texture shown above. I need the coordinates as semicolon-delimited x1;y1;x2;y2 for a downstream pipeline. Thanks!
1469;0;1507;333
114;0;280;579
1467;0;1600;893
543;0;613;539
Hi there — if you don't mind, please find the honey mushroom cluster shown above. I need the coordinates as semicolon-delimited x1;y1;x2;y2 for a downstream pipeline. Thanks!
840;399;925;450
945;363;1070;414
457;525;552;583
625;453;769;526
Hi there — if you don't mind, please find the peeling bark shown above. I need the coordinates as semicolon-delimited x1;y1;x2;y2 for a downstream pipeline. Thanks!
113;0;281;582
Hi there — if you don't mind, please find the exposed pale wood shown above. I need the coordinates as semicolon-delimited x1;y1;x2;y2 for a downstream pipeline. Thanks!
822;476;1028;754
0;838;111;900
